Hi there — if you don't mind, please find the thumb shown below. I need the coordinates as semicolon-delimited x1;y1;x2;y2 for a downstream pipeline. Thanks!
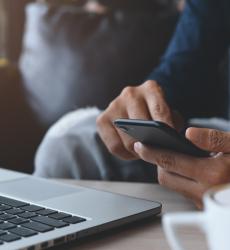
186;127;230;153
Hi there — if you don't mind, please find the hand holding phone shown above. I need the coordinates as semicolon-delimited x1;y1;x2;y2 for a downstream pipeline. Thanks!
114;119;210;157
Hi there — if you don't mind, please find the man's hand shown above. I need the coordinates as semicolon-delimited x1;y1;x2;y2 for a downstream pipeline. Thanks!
97;80;182;160
134;127;230;208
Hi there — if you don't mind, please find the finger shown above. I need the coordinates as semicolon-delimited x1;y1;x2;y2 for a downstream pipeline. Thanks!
186;127;230;153
97;115;136;160
100;123;136;160
158;168;206;205
134;142;219;183
114;97;152;156
126;95;152;120
116;129;139;158
142;81;175;128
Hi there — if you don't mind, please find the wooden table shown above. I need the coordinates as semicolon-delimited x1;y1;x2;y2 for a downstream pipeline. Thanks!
55;180;207;250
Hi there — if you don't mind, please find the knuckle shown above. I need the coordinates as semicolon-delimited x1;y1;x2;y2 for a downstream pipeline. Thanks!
144;80;164;94
208;130;225;151
143;80;155;90
156;153;176;171
144;80;158;91
121;86;136;99
152;103;168;117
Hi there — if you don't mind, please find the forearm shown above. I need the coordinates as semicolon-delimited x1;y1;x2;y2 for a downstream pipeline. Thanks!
148;0;229;119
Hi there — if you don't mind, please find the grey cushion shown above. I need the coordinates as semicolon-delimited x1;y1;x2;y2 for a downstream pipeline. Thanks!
20;1;178;126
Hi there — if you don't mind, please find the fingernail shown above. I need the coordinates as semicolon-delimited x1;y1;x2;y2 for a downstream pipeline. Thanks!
134;142;142;152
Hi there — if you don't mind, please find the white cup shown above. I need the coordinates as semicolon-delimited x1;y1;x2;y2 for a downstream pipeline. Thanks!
163;184;230;250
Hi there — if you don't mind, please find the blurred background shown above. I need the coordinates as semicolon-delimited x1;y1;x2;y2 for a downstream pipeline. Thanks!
0;0;183;64
3;0;227;175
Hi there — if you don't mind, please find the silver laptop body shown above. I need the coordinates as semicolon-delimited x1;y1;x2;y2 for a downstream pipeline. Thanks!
0;168;161;250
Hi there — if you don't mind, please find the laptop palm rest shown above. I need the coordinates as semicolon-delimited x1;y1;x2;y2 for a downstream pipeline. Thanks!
0;177;84;202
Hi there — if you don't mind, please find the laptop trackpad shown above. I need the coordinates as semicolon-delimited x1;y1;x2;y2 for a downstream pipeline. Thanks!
0;177;84;202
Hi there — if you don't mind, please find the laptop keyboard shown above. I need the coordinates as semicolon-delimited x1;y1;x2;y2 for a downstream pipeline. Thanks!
0;196;86;245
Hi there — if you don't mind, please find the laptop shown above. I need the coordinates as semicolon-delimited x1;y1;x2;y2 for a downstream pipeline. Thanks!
0;168;161;250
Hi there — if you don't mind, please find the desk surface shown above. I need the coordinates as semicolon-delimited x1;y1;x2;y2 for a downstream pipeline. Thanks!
55;180;206;250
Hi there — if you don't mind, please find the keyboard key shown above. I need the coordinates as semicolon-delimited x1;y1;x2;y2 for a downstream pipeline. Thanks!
0;222;16;230
0;214;16;221
32;216;69;228
36;209;56;216
0;233;21;242
21;205;44;212
49;212;71;220
7;208;24;215
0;196;28;208
63;216;86;224
8;217;29;225
0;205;11;211
22;221;53;233
9;227;37;237
19;212;37;219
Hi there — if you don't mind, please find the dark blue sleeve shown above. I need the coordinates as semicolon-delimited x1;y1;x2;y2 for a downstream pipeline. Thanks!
148;0;229;119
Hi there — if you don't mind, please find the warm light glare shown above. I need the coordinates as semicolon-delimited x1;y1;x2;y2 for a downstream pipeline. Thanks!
0;58;9;67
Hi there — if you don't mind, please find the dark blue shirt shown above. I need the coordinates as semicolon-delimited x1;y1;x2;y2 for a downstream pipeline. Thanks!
149;0;230;119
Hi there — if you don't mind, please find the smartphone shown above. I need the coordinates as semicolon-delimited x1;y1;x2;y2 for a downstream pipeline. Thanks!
114;119;210;157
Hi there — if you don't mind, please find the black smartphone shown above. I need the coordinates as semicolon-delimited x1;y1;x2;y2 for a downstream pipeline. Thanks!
114;119;210;157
